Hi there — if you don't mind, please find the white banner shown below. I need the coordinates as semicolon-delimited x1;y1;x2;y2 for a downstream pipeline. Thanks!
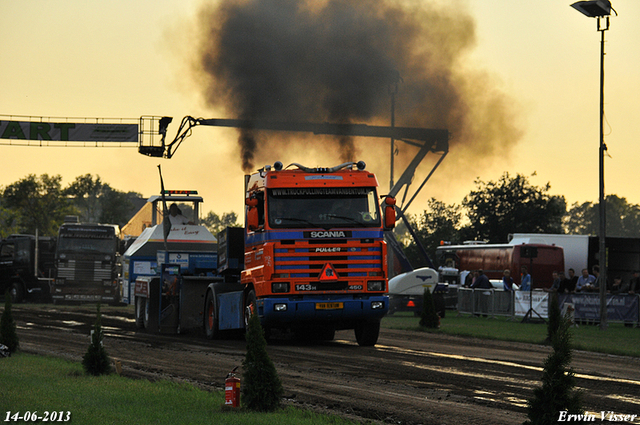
515;291;549;318
0;120;138;142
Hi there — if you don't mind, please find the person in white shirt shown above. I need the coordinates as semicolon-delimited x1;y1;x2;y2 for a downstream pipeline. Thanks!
168;203;192;225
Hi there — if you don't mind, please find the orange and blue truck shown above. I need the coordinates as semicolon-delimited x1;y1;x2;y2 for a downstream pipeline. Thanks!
238;160;395;345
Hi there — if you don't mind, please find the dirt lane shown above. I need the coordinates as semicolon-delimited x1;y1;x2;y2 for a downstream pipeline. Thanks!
9;305;640;425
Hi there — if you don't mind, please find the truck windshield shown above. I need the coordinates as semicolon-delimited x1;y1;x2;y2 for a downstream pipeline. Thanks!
57;226;117;255
267;187;381;229
57;237;116;254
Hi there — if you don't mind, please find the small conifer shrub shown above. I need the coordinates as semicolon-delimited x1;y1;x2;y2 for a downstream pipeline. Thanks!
242;311;283;411
0;291;19;353
82;303;112;376
525;311;583;425
419;288;440;329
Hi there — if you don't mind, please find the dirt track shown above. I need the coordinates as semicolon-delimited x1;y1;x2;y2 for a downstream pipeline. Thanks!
9;304;640;425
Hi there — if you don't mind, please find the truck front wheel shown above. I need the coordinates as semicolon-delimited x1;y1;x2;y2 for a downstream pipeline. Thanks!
204;290;219;340
135;297;146;329
354;320;380;347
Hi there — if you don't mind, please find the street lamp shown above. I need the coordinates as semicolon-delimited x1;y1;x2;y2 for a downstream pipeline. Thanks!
571;0;612;17
571;0;617;330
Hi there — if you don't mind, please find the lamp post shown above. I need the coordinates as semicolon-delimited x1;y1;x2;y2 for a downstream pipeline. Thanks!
571;0;616;330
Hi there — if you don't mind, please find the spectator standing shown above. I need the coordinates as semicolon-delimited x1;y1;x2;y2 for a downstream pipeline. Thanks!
610;276;629;295
566;268;578;293
544;271;567;293
471;270;492;317
575;268;596;292
464;271;475;288
502;269;515;291
557;272;571;293
471;270;492;289
520;266;531;292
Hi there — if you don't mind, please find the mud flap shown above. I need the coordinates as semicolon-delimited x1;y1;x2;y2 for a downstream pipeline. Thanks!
218;291;245;330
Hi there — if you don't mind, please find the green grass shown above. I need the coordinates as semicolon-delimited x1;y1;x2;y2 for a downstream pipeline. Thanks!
0;354;355;425
382;312;640;357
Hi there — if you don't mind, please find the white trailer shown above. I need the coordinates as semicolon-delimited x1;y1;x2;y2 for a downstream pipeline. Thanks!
508;233;589;276
387;267;446;317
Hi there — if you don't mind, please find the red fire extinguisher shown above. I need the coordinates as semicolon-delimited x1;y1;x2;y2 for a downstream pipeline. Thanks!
225;367;241;407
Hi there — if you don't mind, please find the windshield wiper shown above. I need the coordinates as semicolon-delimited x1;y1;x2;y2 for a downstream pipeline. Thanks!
276;217;320;228
328;215;366;227
275;215;367;230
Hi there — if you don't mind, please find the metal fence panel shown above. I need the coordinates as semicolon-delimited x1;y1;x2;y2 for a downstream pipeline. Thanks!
457;288;515;318
457;288;474;315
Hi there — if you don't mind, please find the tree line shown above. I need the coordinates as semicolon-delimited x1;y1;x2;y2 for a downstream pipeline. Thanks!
400;172;640;268
3;171;639;266
0;174;238;238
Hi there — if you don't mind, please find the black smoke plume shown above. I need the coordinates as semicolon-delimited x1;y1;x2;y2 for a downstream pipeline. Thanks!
193;0;521;173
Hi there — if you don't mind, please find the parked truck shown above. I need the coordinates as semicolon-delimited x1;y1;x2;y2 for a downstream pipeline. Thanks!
508;233;640;286
435;242;565;289
0;234;56;302
129;161;394;346
50;220;121;304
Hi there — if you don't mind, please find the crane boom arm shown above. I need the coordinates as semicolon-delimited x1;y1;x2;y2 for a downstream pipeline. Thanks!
138;116;449;160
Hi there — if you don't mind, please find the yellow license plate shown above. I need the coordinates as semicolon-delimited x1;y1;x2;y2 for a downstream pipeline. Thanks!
315;302;344;310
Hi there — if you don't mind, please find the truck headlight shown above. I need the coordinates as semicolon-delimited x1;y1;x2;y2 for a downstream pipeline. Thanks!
272;282;290;293
274;303;288;312
367;281;385;291
371;301;385;310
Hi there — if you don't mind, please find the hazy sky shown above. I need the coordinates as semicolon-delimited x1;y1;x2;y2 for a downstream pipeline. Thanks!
1;0;639;220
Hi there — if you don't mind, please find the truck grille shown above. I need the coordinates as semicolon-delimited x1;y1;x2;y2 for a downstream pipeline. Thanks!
57;260;112;282
274;240;382;278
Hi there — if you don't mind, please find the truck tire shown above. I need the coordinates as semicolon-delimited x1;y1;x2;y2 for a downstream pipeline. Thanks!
204;289;219;340
244;289;257;328
354;319;380;347
10;283;25;304
135;297;146;329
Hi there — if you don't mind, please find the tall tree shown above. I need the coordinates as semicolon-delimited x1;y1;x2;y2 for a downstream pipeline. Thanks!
1;174;75;236
99;187;137;227
65;174;104;222
0;206;20;239
201;211;240;236
564;195;640;237
65;174;139;227
403;198;462;267
461;172;566;243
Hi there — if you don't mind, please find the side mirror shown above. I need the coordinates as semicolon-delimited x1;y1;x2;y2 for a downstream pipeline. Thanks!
383;197;396;229
245;197;260;231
